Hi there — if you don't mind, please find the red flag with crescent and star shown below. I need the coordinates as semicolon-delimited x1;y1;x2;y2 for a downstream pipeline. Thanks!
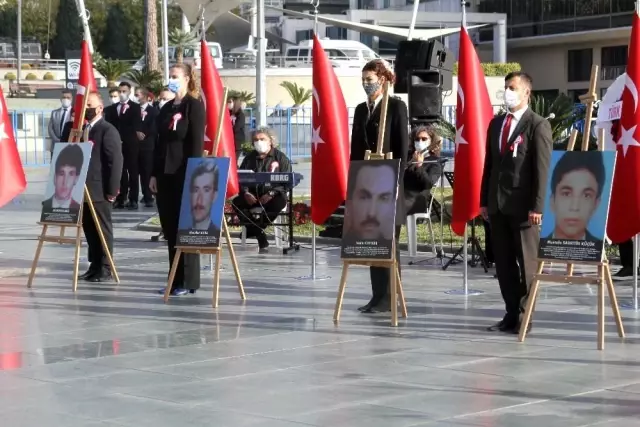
0;87;26;208
450;26;493;236
607;10;640;243
200;39;239;199
71;40;96;133
310;33;349;225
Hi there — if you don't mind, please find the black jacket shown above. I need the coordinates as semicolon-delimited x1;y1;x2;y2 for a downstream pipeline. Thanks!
232;109;246;151
60;121;73;145
152;95;205;177
239;147;292;197
81;117;124;202
139;104;159;149
350;96;409;224
105;100;142;145
480;108;553;220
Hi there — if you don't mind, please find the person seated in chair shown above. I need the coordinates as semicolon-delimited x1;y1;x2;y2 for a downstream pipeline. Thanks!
404;125;443;216
232;126;292;253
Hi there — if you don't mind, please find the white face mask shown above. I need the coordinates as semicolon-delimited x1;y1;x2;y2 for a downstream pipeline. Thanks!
110;97;119;105
504;88;521;109
60;98;71;108
158;100;167;109
414;140;429;152
119;93;129;103
254;139;270;154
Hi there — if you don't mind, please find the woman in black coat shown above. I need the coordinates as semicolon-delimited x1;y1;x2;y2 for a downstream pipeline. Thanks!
350;59;409;314
404;125;443;216
230;99;246;161
149;63;205;297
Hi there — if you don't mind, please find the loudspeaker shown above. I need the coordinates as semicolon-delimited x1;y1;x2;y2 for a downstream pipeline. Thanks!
408;70;442;123
393;39;455;93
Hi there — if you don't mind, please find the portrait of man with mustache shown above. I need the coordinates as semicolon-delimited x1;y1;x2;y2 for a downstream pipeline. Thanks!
178;160;221;241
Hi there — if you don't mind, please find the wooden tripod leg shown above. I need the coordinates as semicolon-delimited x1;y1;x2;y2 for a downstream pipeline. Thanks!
163;249;183;303
333;262;349;323
390;260;398;327
222;219;245;299
604;264;625;338
597;264;605;350
212;250;222;308
566;263;574;276
518;261;545;343
72;225;83;292
84;188;120;284
396;266;407;318
27;225;48;288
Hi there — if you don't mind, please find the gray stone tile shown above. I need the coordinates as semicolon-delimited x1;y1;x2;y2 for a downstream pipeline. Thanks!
288;403;431;427
0;407;105;427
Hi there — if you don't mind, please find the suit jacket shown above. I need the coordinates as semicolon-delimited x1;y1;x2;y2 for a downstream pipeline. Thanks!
232;110;246;151
139;104;159;149
60;121;73;145
82;118;124;202
480;108;553;220
152;94;205;177
48;107;71;147
350;96;409;224
105;100;142;145
42;196;81;211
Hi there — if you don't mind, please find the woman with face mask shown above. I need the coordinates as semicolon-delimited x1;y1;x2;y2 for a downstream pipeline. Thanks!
149;63;205;297
404;125;443;216
350;59;409;314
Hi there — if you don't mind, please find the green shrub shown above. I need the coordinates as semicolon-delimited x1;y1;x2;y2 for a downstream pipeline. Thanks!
43;72;55;80
453;62;521;77
4;72;16;80
25;73;37;80
21;63;31;70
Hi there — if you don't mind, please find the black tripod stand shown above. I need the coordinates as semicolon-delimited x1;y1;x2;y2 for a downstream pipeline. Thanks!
442;217;489;272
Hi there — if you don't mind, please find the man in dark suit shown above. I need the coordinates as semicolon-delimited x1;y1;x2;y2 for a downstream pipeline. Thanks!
480;71;553;334
134;87;158;207
105;82;141;210
544;150;605;247
42;143;84;216
78;91;124;283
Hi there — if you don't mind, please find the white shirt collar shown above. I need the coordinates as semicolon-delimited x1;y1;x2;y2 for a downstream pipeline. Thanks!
507;105;528;122
88;116;102;127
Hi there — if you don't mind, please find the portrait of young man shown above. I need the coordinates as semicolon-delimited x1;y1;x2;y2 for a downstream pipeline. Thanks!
342;160;399;255
42;143;85;213
179;160;222;237
545;151;607;245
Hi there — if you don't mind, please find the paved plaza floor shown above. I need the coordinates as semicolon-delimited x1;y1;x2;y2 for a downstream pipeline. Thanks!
0;169;639;427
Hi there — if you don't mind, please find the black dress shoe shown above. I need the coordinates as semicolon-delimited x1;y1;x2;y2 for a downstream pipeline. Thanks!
358;297;377;313
113;200;125;209
87;272;113;283
127;201;139;210
370;298;391;313
487;319;517;332
509;322;532;335
144;201;154;208
78;269;98;280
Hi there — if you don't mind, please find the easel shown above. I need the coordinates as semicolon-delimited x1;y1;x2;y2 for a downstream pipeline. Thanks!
163;88;246;307
333;82;408;326
27;90;120;291
519;67;624;349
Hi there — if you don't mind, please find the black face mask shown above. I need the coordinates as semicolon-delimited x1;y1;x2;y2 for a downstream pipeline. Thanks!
85;107;97;121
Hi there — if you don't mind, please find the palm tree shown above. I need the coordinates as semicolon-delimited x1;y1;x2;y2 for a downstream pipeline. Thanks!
124;68;164;88
280;81;312;114
529;94;575;142
145;0;159;71
168;29;197;64
95;58;132;87
228;90;255;104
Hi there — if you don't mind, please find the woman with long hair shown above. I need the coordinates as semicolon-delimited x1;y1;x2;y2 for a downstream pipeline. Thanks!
350;59;409;313
230;98;246;161
404;125;443;215
149;63;205;297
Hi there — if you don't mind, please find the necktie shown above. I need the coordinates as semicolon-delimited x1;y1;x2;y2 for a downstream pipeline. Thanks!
119;103;125;116
500;114;513;155
60;108;67;134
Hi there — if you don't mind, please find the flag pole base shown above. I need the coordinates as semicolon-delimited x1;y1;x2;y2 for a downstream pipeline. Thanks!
444;289;484;296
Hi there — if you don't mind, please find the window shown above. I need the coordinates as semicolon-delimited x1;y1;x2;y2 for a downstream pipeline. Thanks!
341;49;360;59
295;30;312;43
567;49;593;82
360;33;373;48
567;89;587;103
358;0;374;8
298;48;309;61
325;49;347;58
602;45;627;67
543;0;576;21
325;26;347;40
286;49;299;59
362;50;376;60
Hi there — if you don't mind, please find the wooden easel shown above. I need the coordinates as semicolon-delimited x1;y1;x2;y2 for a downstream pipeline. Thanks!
333;82;408;327
163;88;246;307
519;78;625;349
28;92;120;292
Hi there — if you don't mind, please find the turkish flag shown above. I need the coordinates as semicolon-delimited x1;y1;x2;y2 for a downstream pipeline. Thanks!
200;40;239;199
0;88;26;208
310;34;349;225
450;27;493;236
607;12;640;243
71;40;97;133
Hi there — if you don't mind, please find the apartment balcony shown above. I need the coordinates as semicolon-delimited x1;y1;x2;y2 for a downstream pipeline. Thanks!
601;65;625;81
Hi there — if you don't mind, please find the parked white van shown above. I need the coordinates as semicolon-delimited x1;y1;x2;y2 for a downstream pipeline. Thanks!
132;42;223;70
284;38;380;68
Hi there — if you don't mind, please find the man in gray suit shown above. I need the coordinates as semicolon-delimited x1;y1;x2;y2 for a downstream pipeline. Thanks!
480;71;553;335
48;89;73;159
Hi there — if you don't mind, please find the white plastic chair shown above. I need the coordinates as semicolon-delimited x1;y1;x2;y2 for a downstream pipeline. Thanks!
406;178;441;257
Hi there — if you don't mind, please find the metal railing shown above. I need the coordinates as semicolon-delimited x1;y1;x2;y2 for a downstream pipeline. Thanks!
12;104;591;167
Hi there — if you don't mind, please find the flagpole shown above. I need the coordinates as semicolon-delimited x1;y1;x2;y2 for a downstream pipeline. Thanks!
161;0;170;82
634;235;638;310
407;0;420;41
297;0;329;282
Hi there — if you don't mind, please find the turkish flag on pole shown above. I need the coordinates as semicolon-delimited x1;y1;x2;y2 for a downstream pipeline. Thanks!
607;11;640;243
0;88;26;208
450;27;493;236
72;40;97;132
200;39;239;199
310;34;350;225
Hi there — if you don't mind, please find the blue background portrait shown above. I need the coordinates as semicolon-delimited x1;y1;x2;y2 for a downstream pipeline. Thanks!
541;150;616;240
178;157;231;231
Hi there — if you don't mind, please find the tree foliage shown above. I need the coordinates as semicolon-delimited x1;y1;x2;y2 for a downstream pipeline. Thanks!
50;0;83;59
99;3;132;59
